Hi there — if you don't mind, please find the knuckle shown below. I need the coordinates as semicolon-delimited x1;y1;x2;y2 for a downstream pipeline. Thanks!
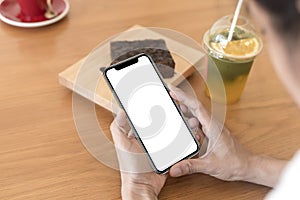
185;160;195;174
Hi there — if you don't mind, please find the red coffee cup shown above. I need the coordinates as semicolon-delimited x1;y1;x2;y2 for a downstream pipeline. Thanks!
17;0;49;22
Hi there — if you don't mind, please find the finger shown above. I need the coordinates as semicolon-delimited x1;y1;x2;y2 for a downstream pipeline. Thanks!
128;130;135;139
169;85;199;110
170;91;193;118
170;88;200;119
180;104;193;118
169;88;178;100
169;159;207;177
180;104;188;113
111;120;142;154
115;110;127;127
176;90;210;129
115;110;131;133
170;87;210;135
170;86;208;122
171;86;210;126
111;111;133;149
110;120;129;148
188;117;200;129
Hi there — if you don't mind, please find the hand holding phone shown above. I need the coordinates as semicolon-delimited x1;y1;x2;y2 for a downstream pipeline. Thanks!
104;54;200;173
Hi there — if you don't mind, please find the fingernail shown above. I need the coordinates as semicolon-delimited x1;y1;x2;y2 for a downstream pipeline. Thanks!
172;168;182;176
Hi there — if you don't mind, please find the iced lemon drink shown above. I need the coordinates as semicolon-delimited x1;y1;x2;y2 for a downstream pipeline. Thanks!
203;16;262;104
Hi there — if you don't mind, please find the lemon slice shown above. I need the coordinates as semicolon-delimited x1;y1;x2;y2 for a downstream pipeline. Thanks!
210;37;260;58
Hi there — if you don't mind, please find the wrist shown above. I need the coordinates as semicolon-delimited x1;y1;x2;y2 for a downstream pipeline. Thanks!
243;153;288;187
122;183;158;200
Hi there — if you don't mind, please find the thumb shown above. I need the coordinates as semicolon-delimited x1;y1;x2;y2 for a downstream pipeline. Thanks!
170;159;206;177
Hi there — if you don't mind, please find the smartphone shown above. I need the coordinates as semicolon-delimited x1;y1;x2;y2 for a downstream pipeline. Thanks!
103;54;200;174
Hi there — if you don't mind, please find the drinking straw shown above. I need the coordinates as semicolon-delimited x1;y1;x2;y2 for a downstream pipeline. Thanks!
227;0;244;42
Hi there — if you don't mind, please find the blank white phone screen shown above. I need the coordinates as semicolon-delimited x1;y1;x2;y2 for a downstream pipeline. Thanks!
106;55;198;172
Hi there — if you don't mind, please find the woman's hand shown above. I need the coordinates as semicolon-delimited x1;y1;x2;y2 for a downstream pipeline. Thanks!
110;111;167;200
169;86;288;187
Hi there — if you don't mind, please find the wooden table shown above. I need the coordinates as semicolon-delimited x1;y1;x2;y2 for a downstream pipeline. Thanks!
1;0;300;199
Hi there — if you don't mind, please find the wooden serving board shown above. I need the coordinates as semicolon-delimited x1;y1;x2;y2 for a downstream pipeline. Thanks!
58;26;205;112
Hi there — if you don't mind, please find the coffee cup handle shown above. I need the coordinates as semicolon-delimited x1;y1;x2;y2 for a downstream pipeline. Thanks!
46;0;51;8
45;0;57;19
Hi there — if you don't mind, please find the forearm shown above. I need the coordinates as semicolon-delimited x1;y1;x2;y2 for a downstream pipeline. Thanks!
243;154;288;187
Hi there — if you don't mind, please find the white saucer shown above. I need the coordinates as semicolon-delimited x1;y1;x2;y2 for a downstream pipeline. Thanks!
0;0;70;28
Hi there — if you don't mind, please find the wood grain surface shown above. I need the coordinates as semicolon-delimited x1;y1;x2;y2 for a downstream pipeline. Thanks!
1;0;300;200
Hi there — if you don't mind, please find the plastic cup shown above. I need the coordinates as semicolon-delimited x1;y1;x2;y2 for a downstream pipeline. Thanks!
203;15;263;104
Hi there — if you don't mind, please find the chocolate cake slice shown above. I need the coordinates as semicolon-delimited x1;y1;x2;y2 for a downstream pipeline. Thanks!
110;39;175;78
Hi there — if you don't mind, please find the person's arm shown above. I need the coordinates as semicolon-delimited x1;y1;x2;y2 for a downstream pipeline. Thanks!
122;182;158;200
244;154;288;187
169;86;288;188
